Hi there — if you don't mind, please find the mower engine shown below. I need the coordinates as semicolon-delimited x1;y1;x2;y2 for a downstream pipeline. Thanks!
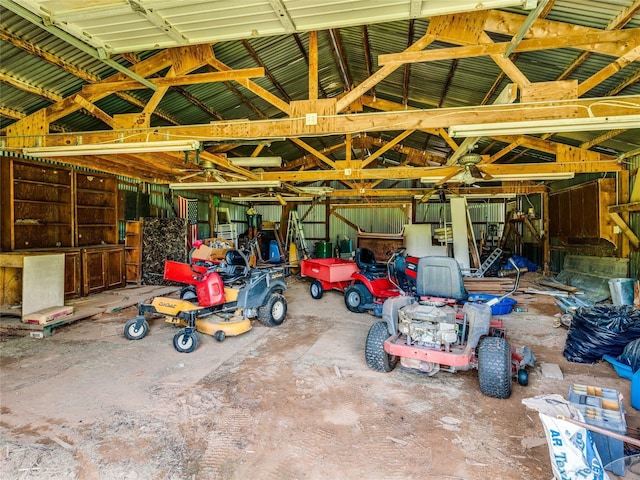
397;302;458;349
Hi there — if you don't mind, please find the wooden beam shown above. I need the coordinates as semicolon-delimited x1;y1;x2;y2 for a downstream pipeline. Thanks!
290;138;339;170
578;46;640;96
81;68;265;93
609;212;640;249
485;10;639;57
6;95;639;152
309;31;318;100
207;57;291;115
361;130;415;168
378;29;640;66
336;33;436;113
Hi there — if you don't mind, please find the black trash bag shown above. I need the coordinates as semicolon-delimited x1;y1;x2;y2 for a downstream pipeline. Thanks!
616;338;640;373
563;304;640;364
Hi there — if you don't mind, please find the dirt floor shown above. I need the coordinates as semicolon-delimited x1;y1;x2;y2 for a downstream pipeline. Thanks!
1;275;639;480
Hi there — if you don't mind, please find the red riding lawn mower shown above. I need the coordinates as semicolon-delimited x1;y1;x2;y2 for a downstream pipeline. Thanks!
365;256;535;399
302;247;419;316
124;242;287;353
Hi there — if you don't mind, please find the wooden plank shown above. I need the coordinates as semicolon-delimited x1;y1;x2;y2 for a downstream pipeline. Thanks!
81;68;265;93
538;280;580;293
609;212;640;248
520;80;578;102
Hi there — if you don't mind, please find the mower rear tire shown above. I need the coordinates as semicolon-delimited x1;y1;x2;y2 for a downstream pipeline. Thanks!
124;317;149;340
173;329;199;353
365;321;397;372
257;292;287;327
310;280;323;299
478;336;512;399
180;286;197;301
345;284;373;313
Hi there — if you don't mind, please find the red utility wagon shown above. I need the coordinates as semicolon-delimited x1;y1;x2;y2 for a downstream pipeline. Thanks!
300;252;405;316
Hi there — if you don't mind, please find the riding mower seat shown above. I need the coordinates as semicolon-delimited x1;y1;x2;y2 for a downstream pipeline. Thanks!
415;256;468;302
218;249;250;283
355;247;388;275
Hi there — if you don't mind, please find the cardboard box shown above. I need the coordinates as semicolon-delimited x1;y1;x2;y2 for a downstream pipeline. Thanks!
191;244;214;260
23;305;74;325
191;244;231;260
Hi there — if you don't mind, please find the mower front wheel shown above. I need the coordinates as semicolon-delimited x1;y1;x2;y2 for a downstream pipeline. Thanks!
478;336;512;399
310;280;323;299
365;321;397;372
173;329;199;353
124;317;149;340
257;292;287;327
345;284;373;313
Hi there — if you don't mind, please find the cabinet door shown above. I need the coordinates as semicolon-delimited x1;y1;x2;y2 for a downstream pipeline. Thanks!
82;248;107;296
63;251;81;299
106;247;125;289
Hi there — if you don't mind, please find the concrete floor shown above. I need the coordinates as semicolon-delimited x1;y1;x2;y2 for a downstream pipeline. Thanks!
1;275;638;479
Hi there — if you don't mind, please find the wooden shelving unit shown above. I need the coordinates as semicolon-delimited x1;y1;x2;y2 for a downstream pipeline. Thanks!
1;157;125;300
75;171;118;247
124;220;143;284
1;158;73;251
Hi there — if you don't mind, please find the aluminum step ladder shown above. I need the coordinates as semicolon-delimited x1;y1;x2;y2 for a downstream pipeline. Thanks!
470;247;503;278
286;210;310;259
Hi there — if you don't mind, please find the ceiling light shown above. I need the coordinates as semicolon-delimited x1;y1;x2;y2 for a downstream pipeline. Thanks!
231;196;314;202
420;172;575;183
448;115;640;138
23;140;201;157
169;181;281;190
296;186;334;195
413;193;518;200
229;157;282;167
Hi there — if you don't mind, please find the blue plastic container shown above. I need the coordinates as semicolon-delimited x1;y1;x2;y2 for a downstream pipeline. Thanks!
633;369;640;411
269;240;282;263
466;293;517;315
603;355;633;380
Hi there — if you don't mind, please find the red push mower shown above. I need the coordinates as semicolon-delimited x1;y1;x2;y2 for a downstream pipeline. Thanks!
124;243;287;353
365;257;534;399
301;247;419;316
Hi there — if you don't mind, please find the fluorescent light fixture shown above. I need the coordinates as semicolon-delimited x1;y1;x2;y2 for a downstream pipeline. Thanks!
229;157;282;167
169;181;281;190
448;115;640;138
24;140;201;157
413;194;518;200
296;186;334;195
232;196;314;202
420;172;575;183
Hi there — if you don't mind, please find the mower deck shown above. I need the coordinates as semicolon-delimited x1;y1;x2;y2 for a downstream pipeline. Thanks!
384;333;476;368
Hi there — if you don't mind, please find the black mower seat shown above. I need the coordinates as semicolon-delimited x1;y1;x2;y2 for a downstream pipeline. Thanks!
415;256;468;302
219;250;249;282
355;247;387;274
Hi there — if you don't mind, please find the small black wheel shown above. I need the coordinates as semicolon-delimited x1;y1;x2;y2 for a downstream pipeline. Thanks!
173;329;199;353
310;280;323;299
257;292;287;327
214;330;226;342
517;368;529;386
180;286;197;301
365;321;397;372
478;336;512;399
124;317;149;340
344;284;373;313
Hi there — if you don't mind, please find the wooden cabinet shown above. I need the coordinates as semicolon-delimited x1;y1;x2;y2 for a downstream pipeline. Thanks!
75;171;118;246
81;245;125;296
1;157;73;251
1;157;125;299
124;220;143;284
549;178;616;244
